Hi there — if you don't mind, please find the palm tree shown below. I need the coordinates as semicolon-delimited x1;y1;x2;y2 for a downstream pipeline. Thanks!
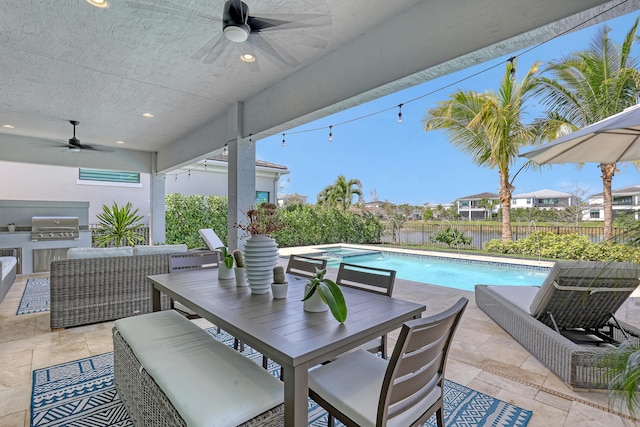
317;175;363;211
533;18;640;241
95;201;145;247
424;60;541;242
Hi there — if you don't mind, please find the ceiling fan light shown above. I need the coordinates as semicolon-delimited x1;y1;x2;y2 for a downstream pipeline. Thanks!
224;24;250;43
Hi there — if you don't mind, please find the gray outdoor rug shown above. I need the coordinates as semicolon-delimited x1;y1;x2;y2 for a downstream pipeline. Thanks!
31;328;532;427
17;278;50;315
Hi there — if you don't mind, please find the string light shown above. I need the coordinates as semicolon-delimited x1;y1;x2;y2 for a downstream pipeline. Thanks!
508;56;517;81
236;1;622;143
282;133;286;147
188;170;191;178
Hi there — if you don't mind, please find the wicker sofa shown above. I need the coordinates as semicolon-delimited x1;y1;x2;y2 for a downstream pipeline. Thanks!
49;245;189;330
0;248;17;303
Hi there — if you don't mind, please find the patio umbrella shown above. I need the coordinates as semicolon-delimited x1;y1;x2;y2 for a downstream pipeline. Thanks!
520;104;640;164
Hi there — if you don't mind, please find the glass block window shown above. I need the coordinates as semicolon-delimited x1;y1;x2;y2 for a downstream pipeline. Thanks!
79;169;140;183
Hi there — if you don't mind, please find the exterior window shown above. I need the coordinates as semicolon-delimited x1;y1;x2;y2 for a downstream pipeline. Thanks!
526;198;531;204
79;168;140;183
590;210;600;219
460;201;469;207
613;196;632;205
256;191;269;204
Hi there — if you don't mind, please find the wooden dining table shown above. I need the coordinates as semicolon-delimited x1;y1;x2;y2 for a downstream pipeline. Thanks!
148;268;426;427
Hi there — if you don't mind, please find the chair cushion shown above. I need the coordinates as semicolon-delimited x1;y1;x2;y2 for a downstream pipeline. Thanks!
115;310;283;427
198;228;224;250
67;247;133;259
487;285;540;314
132;244;187;256
309;349;441;427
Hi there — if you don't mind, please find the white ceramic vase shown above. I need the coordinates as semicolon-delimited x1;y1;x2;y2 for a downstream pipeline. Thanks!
243;234;278;294
7;224;15;232
218;263;234;280
303;284;328;312
235;267;248;287
271;282;288;299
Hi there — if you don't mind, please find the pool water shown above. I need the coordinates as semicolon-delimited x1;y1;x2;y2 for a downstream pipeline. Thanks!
324;251;548;291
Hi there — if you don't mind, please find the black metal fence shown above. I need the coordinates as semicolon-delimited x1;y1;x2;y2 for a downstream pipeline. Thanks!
381;223;632;250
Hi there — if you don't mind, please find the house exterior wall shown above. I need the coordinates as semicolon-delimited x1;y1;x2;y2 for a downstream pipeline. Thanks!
0;160;151;225
584;193;640;221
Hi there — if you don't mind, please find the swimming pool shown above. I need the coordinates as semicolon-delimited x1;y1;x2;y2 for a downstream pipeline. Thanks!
311;247;548;291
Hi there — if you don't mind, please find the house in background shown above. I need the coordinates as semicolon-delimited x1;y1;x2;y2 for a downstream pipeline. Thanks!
0;155;288;225
277;193;308;207
456;192;499;221
585;184;640;221
511;189;577;210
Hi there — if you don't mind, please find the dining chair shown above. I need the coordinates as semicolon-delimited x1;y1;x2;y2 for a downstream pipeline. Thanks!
286;254;327;278
309;297;468;427
336;262;396;358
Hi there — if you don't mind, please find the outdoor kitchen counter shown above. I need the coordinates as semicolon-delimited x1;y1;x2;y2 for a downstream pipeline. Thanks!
0;230;91;275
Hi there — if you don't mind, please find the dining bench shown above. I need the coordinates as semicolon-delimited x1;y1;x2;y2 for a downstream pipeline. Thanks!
112;310;285;427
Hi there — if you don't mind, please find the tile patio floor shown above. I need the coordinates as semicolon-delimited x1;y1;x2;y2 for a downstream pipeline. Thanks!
2;258;640;426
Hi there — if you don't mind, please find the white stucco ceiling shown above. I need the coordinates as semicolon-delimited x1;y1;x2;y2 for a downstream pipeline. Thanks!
0;0;638;173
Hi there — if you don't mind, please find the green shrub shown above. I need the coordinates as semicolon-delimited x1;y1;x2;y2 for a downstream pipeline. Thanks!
430;227;472;247
165;193;228;248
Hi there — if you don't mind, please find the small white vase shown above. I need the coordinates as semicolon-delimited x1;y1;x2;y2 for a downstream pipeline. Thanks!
218;263;234;280
7;224;15;232
303;284;328;312
235;267;248;287
271;282;288;299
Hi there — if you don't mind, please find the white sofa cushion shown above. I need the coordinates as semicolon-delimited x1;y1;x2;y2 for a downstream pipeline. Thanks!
486;285;540;314
0;256;16;280
67;247;134;259
132;244;187;256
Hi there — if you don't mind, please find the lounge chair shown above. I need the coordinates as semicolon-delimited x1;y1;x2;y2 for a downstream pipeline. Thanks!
475;260;640;389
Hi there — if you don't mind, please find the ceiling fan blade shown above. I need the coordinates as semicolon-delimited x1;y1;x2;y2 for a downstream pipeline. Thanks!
248;33;299;69
250;13;331;32
192;34;231;64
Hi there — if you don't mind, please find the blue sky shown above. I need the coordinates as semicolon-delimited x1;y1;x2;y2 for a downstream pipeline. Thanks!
256;10;640;206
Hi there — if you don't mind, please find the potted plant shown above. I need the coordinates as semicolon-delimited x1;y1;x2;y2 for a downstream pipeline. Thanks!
94;202;145;247
271;266;288;299
7;223;15;232
302;268;347;322
235;203;284;294
233;249;247;287
218;246;235;280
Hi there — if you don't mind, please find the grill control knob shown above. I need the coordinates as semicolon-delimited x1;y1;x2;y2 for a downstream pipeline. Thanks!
49;232;54;237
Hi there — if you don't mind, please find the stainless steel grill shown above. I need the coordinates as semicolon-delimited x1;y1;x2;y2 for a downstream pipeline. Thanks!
31;216;80;241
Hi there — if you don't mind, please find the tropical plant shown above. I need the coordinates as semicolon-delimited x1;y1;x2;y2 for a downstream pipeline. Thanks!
600;341;640;416
424;59;543;242
302;268;347;323
533;17;640;241
430;226;472;247
94;202;145;247
316;175;363;212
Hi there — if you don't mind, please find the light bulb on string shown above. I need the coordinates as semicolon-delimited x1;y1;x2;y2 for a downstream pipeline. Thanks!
397;104;403;123
188;170;191;178
282;133;286;147
328;125;333;142
174;174;177;182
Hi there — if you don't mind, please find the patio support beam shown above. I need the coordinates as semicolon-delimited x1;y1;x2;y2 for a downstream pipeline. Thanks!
227;102;255;251
149;153;166;245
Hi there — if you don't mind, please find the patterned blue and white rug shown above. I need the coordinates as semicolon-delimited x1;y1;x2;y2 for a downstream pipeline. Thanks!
17;278;50;315
31;328;532;427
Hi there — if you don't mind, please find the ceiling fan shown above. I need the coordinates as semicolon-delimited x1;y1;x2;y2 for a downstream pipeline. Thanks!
128;0;330;71
59;120;112;152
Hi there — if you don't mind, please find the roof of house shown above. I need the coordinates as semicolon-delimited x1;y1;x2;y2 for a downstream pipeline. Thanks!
512;189;572;198
589;184;640;197
207;153;288;170
457;192;499;201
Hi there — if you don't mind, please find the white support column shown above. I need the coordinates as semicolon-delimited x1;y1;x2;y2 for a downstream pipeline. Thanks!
149;153;166;244
227;102;256;251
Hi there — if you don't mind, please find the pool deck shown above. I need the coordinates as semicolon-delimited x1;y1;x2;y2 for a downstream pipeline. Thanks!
2;248;640;426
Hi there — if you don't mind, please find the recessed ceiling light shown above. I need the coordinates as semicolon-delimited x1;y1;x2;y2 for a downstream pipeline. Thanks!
86;0;109;8
116;140;125;144
240;53;256;63
2;124;15;129
142;113;154;118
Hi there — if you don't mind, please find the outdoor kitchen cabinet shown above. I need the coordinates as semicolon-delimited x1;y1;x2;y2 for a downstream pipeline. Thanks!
33;248;71;273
